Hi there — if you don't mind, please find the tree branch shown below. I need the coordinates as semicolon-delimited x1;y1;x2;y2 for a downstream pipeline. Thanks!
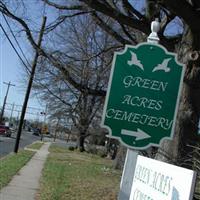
162;0;200;32
0;2;106;97
42;0;84;10
0;2;38;50
46;11;91;33
92;12;131;45
80;0;150;34
120;23;137;44
122;0;145;20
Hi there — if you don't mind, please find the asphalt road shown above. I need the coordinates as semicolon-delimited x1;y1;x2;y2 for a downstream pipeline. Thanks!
0;130;40;158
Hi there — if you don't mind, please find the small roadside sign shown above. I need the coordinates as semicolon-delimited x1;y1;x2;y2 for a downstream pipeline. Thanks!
101;43;185;149
129;155;196;200
42;125;48;134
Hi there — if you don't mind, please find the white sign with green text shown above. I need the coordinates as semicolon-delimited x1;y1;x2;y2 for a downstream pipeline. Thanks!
129;156;196;200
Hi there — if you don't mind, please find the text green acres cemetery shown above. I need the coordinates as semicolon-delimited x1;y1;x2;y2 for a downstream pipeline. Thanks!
101;43;185;149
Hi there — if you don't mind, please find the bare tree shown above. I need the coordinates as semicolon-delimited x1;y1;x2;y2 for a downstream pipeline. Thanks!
30;15;116;151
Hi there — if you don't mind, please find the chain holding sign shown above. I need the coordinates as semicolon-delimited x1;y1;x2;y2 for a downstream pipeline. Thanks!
101;42;185;150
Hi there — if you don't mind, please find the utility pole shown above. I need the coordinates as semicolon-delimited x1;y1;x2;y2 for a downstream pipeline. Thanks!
14;16;47;153
0;81;15;123
41;104;48;141
54;118;60;142
9;102;15;125
16;110;20;129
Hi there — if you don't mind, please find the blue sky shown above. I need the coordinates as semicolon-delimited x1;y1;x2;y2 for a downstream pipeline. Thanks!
0;33;44;120
0;0;58;121
0;3;48;121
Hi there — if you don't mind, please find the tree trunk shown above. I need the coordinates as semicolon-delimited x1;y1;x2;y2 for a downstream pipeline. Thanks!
156;27;200;199
78;133;85;152
178;63;200;200
113;145;127;170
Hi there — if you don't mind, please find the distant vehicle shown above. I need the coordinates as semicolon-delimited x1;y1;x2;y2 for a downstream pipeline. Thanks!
0;124;12;137
32;128;41;136
41;125;49;135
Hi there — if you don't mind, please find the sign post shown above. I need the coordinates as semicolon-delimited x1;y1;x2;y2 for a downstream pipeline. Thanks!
118;148;138;200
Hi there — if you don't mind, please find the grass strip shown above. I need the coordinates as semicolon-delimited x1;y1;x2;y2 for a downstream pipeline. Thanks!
26;142;44;150
0;150;35;189
37;145;121;200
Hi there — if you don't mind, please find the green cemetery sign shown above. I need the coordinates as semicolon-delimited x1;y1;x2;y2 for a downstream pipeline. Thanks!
101;43;185;150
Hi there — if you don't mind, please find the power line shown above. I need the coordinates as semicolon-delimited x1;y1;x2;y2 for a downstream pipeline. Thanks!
2;13;32;68
0;22;31;73
0;17;58;98
6;102;44;111
0;17;54;103
0;17;46;85
5;108;41;116
1;15;70;116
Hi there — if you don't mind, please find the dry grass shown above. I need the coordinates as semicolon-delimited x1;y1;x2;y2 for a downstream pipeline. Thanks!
37;145;121;200
26;142;44;150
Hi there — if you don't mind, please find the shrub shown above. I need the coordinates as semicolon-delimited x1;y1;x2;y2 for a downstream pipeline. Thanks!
97;149;107;158
68;146;75;151
86;144;98;154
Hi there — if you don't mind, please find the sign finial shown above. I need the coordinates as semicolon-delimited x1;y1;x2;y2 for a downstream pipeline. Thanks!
147;18;160;43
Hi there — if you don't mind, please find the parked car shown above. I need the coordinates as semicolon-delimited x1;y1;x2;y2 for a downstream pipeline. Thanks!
32;128;41;136
0;124;12;137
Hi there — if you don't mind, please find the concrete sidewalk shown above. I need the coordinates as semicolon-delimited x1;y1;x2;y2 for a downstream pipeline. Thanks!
0;142;51;200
